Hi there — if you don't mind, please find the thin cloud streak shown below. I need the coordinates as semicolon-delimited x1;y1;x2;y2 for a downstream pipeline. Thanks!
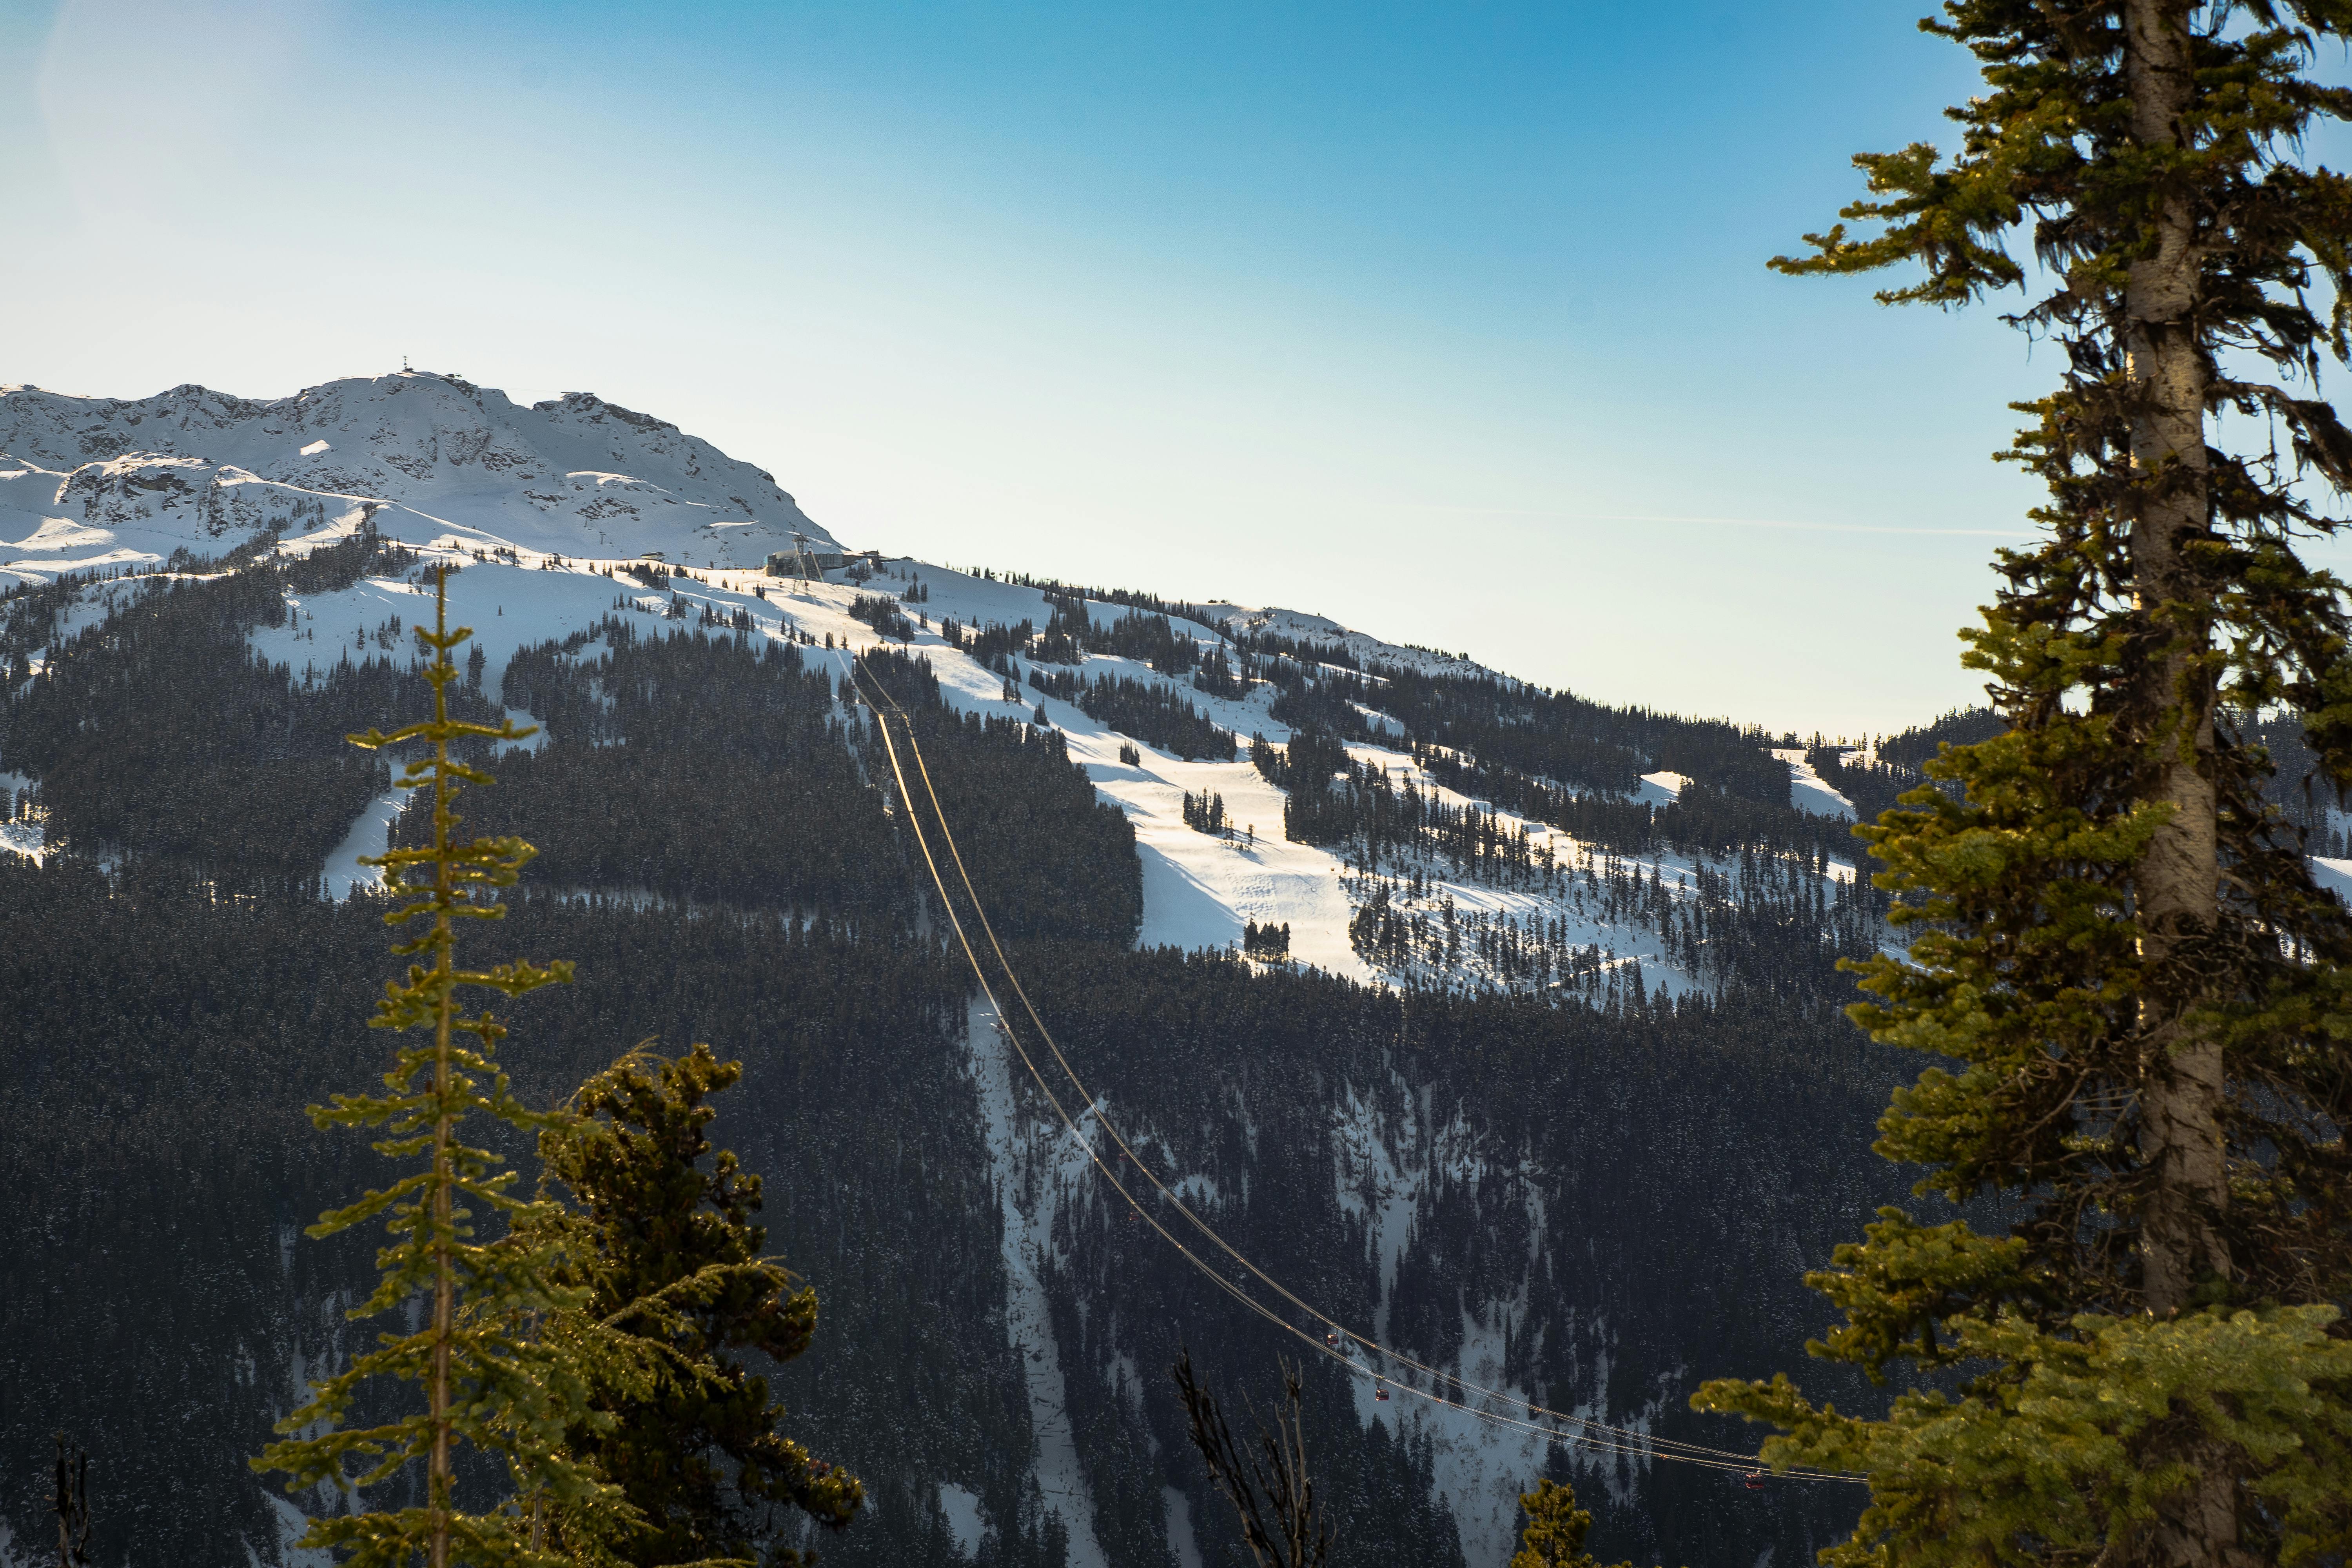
1419;508;2033;538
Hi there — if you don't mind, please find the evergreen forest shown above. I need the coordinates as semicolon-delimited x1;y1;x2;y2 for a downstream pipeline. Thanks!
0;542;1920;1568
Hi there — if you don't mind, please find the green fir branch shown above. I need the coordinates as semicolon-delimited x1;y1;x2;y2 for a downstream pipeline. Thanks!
1699;2;2352;1561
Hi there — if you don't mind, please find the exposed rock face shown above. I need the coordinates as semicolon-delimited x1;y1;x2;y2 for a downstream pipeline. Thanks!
0;372;835;576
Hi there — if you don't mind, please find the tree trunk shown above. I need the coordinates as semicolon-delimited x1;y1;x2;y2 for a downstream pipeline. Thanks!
2122;0;2229;1318
2121;2;2239;1564
429;613;455;1568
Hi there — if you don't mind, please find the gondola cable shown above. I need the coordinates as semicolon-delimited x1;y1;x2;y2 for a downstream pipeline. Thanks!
845;650;1853;1481
843;647;1860;1486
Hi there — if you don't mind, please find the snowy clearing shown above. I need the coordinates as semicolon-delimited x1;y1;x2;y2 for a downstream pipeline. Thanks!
1773;746;1855;820
965;998;1112;1568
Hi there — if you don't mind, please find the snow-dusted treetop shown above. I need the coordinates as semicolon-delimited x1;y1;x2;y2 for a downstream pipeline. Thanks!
0;370;838;579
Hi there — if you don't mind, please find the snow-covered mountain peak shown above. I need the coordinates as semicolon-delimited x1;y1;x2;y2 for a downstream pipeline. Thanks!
0;371;836;581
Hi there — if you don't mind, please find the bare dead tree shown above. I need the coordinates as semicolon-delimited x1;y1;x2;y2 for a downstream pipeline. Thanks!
52;1434;90;1568
1171;1350;1332;1568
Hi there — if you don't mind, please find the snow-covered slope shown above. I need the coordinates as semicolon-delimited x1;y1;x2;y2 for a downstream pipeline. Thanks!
0;372;836;582
1773;746;1855;820
0;374;1861;1009
207;541;1737;1005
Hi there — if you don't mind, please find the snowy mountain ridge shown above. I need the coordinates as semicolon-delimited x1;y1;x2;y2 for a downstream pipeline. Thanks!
0;371;837;579
1198;603;1493;684
1;372;1863;1007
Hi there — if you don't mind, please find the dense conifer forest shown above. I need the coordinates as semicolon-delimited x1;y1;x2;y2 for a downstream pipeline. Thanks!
0;557;1923;1567
0;530;458;885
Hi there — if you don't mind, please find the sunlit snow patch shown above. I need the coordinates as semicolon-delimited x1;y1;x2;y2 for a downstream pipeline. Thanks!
0;815;44;865
1635;770;1689;806
0;770;44;865
1773;747;1855;820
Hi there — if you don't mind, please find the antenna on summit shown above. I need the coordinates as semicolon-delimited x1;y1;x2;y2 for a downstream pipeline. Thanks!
401;356;410;372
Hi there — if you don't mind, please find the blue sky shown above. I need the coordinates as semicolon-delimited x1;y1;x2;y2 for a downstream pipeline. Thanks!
5;0;2097;733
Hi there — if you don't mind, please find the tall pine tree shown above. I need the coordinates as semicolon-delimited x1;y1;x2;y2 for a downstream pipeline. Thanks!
524;1044;864;1568
255;572;631;1568
1696;4;2352;1564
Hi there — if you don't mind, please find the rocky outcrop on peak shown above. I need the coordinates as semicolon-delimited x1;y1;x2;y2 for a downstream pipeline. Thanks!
1;372;836;580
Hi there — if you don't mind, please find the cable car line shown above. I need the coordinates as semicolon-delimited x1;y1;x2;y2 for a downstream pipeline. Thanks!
845;651;1855;1483
842;648;1862;1486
